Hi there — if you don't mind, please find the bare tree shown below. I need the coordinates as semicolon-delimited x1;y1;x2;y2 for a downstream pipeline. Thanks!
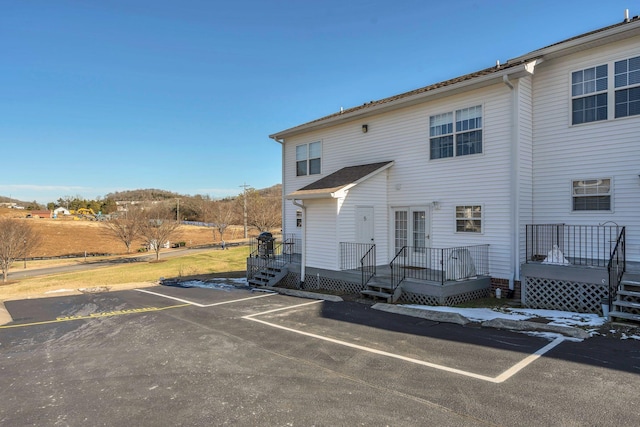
210;199;236;242
102;207;143;253
138;206;180;261
243;189;281;232
0;218;41;282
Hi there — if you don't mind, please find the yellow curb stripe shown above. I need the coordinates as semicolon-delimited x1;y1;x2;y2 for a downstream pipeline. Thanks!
0;303;190;329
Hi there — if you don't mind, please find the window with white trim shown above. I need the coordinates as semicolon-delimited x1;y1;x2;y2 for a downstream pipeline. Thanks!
572;65;608;125
571;55;640;124
296;141;321;176
614;55;640;118
455;205;482;233
430;106;482;159
572;178;611;211
296;210;302;227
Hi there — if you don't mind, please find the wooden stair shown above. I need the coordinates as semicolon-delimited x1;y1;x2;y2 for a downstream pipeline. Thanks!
361;278;402;303
248;265;288;288
610;273;640;326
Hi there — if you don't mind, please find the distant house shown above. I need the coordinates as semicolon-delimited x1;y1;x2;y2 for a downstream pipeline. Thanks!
255;14;640;317
29;210;52;219
53;207;71;216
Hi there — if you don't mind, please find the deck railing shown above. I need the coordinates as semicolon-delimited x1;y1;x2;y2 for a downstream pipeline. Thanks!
525;224;622;267
339;242;377;287
390;244;490;287
247;233;299;279
607;227;626;309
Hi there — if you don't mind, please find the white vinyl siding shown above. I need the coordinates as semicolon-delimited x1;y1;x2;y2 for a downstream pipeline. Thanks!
533;35;640;257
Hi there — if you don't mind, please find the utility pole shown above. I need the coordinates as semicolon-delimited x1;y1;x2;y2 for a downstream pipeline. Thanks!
239;183;250;239
176;198;180;223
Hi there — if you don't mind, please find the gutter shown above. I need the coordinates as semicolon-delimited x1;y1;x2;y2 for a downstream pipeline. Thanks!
504;74;517;292
291;199;306;288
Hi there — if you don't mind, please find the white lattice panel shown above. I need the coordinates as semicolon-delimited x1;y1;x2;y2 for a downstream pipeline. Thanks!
524;276;608;314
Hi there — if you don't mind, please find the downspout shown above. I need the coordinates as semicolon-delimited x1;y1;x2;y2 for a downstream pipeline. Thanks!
503;74;516;292
271;136;286;238
292;199;306;288
272;136;306;288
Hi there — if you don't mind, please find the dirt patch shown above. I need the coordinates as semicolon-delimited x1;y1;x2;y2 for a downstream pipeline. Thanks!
0;208;252;258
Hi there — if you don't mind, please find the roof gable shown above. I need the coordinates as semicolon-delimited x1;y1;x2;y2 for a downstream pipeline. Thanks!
286;161;393;200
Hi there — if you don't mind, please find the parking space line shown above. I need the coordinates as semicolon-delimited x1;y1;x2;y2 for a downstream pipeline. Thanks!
0;304;190;329
243;301;566;384
135;288;278;307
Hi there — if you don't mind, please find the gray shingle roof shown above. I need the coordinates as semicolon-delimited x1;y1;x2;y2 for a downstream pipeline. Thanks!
286;161;393;199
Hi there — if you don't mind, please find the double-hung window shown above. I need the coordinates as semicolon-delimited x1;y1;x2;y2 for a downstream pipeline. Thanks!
614;55;640;118
296;141;321;176
571;65;608;125
572;178;611;211
571;55;640;124
430;106;482;159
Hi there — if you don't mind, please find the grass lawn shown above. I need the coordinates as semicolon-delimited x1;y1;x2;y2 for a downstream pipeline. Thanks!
1;246;250;301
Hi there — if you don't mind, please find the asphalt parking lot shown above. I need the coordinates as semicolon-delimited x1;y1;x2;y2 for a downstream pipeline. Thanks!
1;286;639;426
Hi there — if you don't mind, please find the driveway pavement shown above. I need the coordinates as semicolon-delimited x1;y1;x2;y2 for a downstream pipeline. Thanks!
1;286;639;426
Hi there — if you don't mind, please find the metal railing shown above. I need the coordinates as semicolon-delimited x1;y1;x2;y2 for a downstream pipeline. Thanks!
247;234;299;280
607;227;626;309
339;242;376;286
390;244;490;287
526;224;622;267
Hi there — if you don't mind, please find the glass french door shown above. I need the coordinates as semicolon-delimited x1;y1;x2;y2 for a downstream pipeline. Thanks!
393;207;430;266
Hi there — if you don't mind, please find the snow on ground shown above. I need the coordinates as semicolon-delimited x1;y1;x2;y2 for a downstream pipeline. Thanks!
402;304;606;328
163;279;639;341
171;278;249;291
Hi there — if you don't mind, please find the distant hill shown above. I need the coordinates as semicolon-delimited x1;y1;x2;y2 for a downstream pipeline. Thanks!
104;188;185;202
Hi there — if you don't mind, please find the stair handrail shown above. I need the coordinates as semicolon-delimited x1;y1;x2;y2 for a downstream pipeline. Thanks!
389;246;407;292
607;226;626;309
360;244;376;287
248;239;287;281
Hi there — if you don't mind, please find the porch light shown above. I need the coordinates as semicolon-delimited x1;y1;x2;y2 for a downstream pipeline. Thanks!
432;201;440;210
362;124;368;133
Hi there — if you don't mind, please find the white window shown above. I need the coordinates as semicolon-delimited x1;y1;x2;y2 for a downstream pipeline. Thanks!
614;55;640;118
296;141;321;176
571;55;640;124
296;210;302;227
572;65;608;125
430;106;482;159
455;205;482;233
572;178;611;211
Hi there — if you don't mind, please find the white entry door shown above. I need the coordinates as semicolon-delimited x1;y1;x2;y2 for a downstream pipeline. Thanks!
393;207;431;266
355;206;375;244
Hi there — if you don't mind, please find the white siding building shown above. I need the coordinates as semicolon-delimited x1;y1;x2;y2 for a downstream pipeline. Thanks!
264;15;640;312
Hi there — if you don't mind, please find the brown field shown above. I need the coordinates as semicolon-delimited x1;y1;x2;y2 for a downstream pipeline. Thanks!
0;208;255;258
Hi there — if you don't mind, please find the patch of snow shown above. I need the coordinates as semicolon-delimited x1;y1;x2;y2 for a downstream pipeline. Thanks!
401;305;608;329
505;308;606;328
176;279;247;291
402;305;531;322
621;334;640;340
45;289;75;294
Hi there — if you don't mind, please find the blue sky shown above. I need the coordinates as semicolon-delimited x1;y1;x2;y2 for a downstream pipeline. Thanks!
1;1;635;204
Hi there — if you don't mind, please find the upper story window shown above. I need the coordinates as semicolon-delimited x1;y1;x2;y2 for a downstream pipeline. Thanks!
614;55;640;118
572;65;608;125
571;55;640;125
296;141;321;176
572;178;611;211
430;106;482;160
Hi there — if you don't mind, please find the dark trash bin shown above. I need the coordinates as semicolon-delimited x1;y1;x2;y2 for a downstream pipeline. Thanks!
257;232;274;258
